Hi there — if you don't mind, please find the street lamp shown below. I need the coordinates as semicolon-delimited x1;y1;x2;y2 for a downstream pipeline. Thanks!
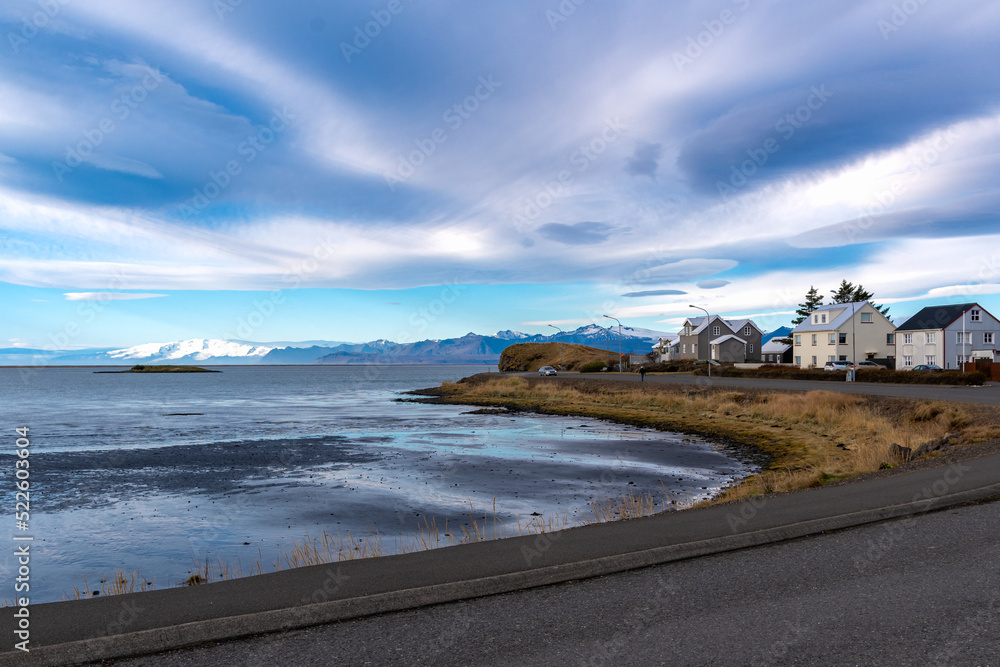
548;324;563;371
603;315;622;373
689;305;711;378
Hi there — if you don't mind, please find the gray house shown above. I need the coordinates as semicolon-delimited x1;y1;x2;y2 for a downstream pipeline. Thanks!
894;303;1000;369
761;339;793;364
677;316;763;363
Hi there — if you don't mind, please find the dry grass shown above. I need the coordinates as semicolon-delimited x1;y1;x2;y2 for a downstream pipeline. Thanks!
435;376;1000;505
67;569;156;600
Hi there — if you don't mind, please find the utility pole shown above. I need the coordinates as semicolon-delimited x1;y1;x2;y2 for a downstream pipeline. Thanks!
548;324;564;371
603;315;622;373
689;305;711;378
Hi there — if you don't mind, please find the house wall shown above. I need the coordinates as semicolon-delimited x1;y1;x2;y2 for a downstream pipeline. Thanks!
715;339;746;363
792;303;895;369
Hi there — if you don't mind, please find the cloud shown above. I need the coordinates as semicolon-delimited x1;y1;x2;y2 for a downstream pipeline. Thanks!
621;290;688;298
63;292;169;301
625;142;664;178
696;279;731;289
537;222;617;246
627;259;738;286
84;154;164;179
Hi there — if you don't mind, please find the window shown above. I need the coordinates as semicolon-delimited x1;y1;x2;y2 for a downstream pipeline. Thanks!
821;313;827;324
957;332;971;344
925;356;936;366
839;355;847;361
985;332;995;344
744;325;752;336
794;334;801;345
839;333;847;344
712;325;720;336
795;356;802;366
682;344;686;354
958;355;970;367
902;333;913;345
886;333;895;345
860;312;873;323
971;309;981;322
903;355;913;367
925;332;935;344
828;333;836;345
811;356;817;367
811;334;817;345
692;343;697;354
812;314;818;324
749;343;753;353
828;355;836;362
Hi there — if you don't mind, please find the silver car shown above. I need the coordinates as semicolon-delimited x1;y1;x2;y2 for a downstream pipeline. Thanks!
538;366;558;376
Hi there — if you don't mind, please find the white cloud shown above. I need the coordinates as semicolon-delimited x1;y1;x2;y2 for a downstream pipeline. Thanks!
64;292;168;301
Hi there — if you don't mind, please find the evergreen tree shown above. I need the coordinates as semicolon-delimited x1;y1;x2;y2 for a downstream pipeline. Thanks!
774;286;823;344
793;286;824;325
831;280;890;318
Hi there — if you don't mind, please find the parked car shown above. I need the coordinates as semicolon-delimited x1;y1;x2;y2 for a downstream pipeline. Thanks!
823;360;854;371
911;364;943;371
538;366;558;376
855;360;887;369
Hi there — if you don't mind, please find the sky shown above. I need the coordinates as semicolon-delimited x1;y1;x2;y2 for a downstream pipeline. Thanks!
2;0;999;349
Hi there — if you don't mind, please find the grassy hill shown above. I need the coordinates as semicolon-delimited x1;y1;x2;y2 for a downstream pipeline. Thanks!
498;342;616;372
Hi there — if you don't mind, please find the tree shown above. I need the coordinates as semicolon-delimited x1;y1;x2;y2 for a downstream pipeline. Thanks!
830;280;890;318
793;286;824;325
774;286;824;344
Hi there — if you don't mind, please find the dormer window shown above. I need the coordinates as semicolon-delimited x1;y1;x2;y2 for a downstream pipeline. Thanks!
821;314;827;324
971;309;981;321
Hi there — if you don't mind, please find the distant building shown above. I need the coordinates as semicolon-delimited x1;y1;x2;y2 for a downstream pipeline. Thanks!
761;339;793;364
652;336;679;362
893;303;999;369
677;316;763;363
791;302;896;369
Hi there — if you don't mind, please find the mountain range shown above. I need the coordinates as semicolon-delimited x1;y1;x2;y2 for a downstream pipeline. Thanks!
0;325;676;366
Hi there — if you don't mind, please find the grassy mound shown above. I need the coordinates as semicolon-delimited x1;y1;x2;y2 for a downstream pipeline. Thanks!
123;365;219;373
498;342;615;372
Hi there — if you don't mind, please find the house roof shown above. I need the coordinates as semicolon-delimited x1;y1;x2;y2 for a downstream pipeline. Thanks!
790;302;889;333
710;334;746;345
684;316;760;336
761;339;791;353
894;303;981;332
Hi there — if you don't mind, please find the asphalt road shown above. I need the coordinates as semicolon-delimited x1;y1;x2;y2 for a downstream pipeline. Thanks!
109;497;1000;667
526;371;1000;406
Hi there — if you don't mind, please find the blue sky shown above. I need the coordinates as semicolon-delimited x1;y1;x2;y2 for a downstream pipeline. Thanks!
2;0;999;348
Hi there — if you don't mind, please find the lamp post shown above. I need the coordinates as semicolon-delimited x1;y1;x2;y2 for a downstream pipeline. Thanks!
548;324;564;371
689;305;711;378
603;315;622;373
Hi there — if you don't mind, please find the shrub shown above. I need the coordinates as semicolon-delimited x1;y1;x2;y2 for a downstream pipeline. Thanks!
692;366;986;386
579;361;607;373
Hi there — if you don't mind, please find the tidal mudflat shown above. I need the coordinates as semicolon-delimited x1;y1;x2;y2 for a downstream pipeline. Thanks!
1;367;758;601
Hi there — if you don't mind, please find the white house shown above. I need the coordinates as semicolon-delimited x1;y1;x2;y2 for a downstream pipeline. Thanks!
893;303;1000;369
790;302;896;369
652;336;679;362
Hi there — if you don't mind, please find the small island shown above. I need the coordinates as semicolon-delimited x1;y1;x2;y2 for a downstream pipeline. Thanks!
96;365;221;373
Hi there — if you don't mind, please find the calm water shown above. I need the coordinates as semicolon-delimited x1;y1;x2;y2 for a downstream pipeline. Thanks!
0;366;758;602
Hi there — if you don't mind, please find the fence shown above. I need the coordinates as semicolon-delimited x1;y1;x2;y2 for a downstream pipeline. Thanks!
965;361;1000;381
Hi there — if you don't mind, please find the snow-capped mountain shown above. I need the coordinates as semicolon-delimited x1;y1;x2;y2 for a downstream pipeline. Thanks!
27;323;676;366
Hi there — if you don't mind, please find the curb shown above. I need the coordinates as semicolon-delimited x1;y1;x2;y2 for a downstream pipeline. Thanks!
10;480;1000;667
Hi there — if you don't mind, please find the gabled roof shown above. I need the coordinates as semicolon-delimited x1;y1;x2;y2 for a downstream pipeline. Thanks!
761;339;791;353
710;334;746;345
790;302;890;333
683;316;761;336
895;303;985;332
